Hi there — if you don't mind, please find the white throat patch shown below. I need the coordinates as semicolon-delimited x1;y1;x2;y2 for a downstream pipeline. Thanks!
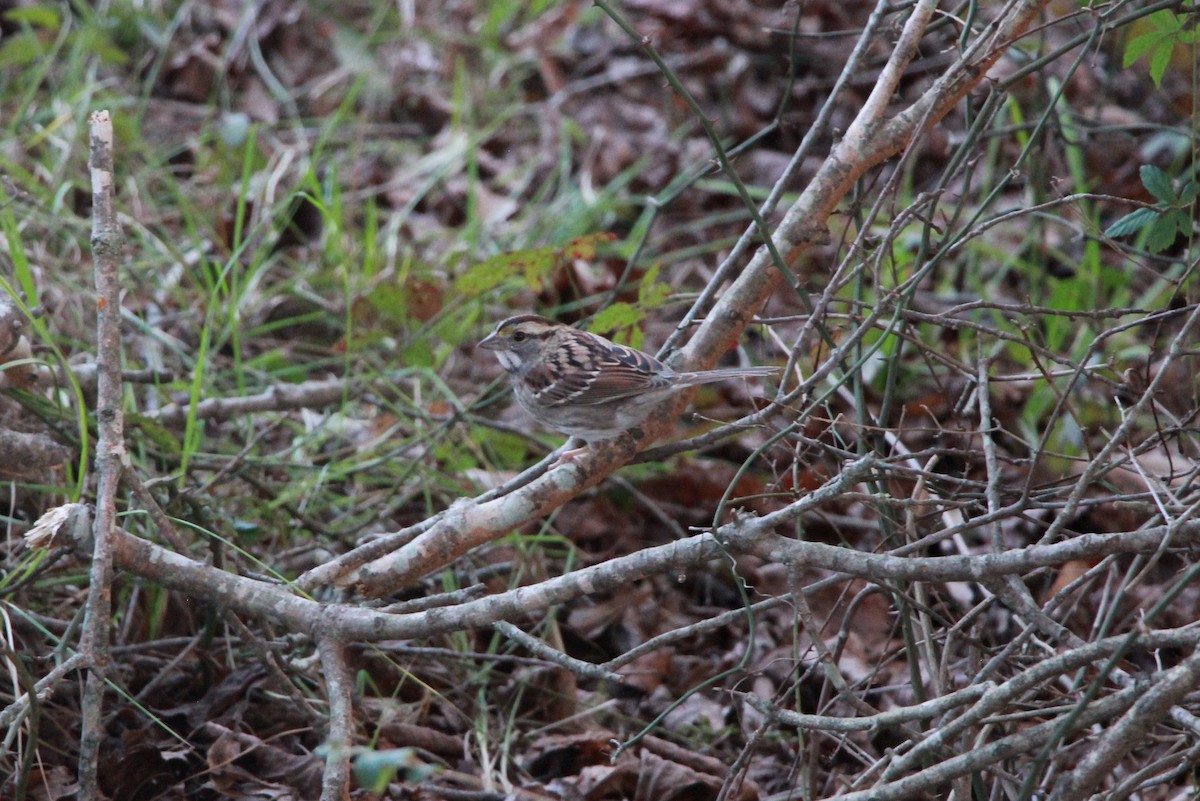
495;350;523;373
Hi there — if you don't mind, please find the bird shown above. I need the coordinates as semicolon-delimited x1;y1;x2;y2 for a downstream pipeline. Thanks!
479;314;775;457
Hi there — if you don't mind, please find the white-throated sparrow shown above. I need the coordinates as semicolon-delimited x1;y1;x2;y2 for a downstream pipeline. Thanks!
479;314;776;448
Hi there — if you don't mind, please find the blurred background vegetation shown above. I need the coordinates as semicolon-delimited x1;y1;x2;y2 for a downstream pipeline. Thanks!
2;0;1199;797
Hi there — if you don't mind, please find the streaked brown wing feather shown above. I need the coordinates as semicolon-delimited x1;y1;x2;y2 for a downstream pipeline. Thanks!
528;333;673;406
579;342;673;402
523;359;598;405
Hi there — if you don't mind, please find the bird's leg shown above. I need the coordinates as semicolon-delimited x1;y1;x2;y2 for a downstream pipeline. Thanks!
551;438;590;466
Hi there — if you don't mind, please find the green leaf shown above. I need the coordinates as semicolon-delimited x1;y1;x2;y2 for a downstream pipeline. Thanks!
1145;210;1183;254
1149;9;1184;34
456;245;557;295
1180;178;1200;204
4;5;60;29
365;282;408;326
1124;11;1186;88
1149;40;1173;88
590;302;645;348
1104;207;1160;239
400;336;434;369
637;264;672;309
1140;165;1176;203
1123;30;1164;67
0;33;43;69
455;233;617;296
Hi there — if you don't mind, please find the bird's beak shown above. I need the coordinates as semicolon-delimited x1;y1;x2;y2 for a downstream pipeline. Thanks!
478;332;500;350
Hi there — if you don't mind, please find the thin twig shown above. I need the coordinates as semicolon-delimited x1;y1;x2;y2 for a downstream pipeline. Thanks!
318;637;355;801
77;109;125;801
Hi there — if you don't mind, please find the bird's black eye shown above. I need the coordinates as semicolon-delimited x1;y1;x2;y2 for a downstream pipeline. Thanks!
511;331;526;342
